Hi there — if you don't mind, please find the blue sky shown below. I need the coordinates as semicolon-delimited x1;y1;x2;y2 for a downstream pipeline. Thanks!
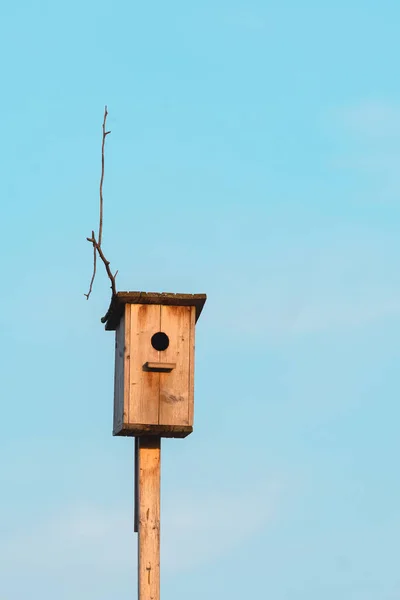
1;0;400;598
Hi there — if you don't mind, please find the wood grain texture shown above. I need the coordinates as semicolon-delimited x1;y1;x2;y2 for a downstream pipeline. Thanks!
144;362;176;372
124;303;131;425
113;424;193;437
104;291;206;330
112;299;199;437
188;305;196;427
138;437;161;600
129;304;160;425
113;312;125;433
159;305;191;426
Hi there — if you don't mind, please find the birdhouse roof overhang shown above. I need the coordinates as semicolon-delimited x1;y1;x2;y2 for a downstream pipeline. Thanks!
103;291;207;331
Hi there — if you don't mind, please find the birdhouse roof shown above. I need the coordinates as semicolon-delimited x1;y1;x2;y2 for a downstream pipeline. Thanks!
103;291;207;330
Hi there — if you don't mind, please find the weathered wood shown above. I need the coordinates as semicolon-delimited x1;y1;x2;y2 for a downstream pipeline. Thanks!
124;304;131;423
112;295;204;437
188;305;196;427
159;305;191;427
144;362;176;372
113;312;125;432
104;291;206;330
129;304;160;426
113;305;132;435
138;436;161;600
114;424;193;437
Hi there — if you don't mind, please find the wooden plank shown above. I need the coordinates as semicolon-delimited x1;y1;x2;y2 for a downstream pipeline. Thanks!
104;291;207;330
159;305;191;426
144;362;176;372
113;312;125;434
188;305;196;427
113;424;193;437
129;304;160;425
124;303;131;426
138;436;161;600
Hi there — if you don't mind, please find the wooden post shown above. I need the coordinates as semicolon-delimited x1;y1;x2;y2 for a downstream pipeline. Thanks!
137;436;161;600
105;291;206;599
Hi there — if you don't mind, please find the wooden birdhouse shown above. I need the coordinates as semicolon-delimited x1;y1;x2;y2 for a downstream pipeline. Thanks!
104;291;206;438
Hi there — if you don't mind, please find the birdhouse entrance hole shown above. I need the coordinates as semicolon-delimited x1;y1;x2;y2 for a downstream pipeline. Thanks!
151;332;170;351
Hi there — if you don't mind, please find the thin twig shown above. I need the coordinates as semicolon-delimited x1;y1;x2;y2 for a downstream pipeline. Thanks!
85;106;117;301
99;105;111;247
86;233;118;297
84;231;97;300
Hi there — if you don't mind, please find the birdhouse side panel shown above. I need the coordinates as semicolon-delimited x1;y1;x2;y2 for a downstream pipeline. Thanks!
128;304;160;426
159;305;193;426
188;305;196;427
113;312;126;434
123;303;132;425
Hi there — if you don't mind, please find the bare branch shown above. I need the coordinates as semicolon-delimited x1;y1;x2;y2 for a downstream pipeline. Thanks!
99;105;110;247
85;107;118;302
95;239;117;296
84;233;97;300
